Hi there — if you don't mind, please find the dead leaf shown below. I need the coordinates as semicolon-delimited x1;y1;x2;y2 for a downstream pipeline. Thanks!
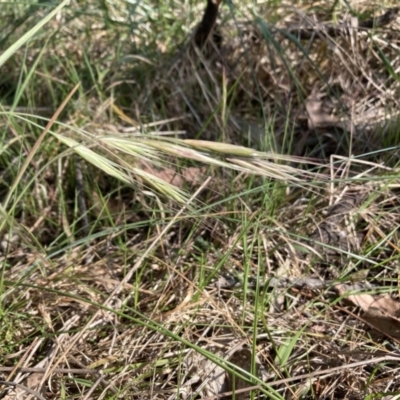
363;308;400;339
337;284;400;338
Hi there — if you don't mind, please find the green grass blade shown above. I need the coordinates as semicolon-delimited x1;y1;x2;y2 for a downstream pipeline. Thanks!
0;0;69;68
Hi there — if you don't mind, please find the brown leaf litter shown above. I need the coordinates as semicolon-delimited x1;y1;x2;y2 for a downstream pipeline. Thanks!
3;160;400;398
337;284;400;340
140;2;400;158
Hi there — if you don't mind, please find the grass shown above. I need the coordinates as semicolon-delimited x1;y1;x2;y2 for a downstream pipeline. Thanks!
2;0;400;399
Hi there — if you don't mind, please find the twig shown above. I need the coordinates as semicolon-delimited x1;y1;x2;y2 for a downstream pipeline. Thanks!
213;274;336;290
0;380;46;400
194;0;222;48
287;7;399;40
0;367;99;375
201;354;400;399
82;375;104;400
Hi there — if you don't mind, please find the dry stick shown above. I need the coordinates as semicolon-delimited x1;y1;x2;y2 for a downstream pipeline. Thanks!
201;355;400;400
0;367;99;375
4;337;41;383
0;380;46;400
82;375;104;400
334;302;400;346
288;7;399;40
308;287;400;346
67;353;118;395
40;176;212;383
194;0;222;48
168;0;221;68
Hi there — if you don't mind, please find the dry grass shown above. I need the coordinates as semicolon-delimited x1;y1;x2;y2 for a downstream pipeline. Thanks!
2;1;400;399
135;1;400;158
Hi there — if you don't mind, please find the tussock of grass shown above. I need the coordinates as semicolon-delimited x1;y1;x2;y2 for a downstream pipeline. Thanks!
2;1;400;399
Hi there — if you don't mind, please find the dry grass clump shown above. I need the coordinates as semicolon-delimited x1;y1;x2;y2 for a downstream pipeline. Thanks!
2;0;400;399
3;157;400;399
133;1;400;159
